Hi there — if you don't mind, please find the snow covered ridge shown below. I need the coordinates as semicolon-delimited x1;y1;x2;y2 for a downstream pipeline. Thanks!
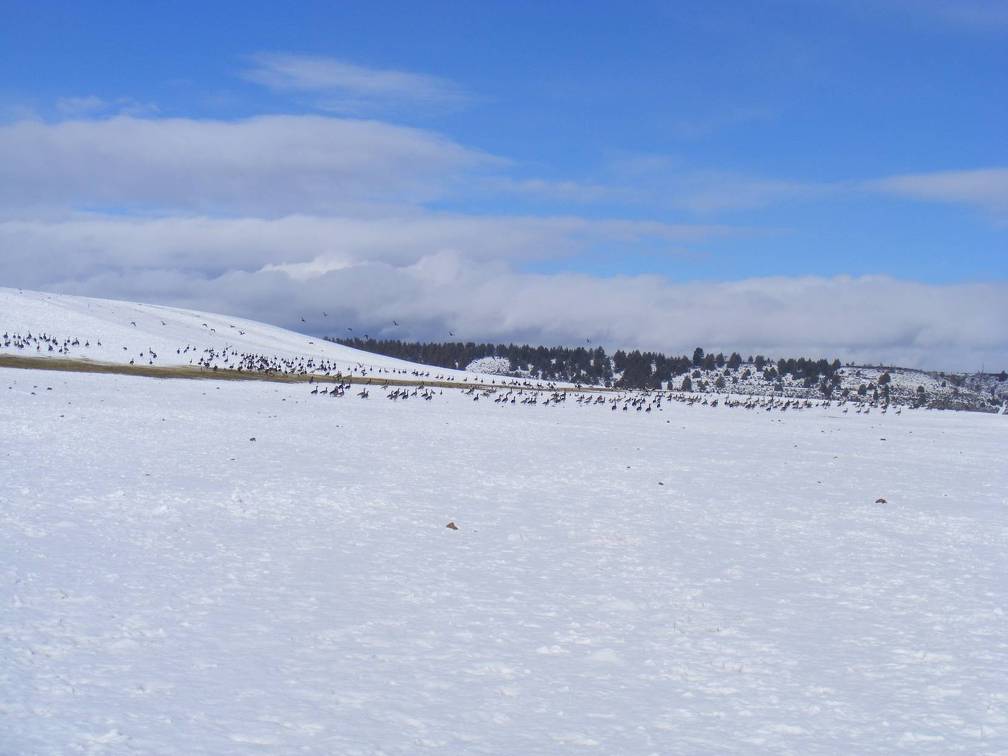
660;364;1008;413
0;287;524;386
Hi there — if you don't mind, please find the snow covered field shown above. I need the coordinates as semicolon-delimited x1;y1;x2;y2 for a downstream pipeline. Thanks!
3;365;1006;754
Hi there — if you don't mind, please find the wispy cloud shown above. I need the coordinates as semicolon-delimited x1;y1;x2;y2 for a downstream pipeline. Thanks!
667;107;775;140
869;167;1008;220
827;0;1008;33
658;172;834;214
909;0;1008;30
55;95;107;116
603;155;836;213
485;177;631;204
55;96;159;118
241;53;466;113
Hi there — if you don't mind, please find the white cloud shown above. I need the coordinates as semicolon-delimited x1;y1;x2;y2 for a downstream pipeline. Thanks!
1;104;1004;371
2;214;1005;370
869;167;1008;219
241;53;466;113
0;212;720;284
0;115;488;215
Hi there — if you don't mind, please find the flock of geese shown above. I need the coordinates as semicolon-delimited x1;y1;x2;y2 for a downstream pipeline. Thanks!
4;325;912;416
307;378;908;417
2;330;95;355
1;327;531;386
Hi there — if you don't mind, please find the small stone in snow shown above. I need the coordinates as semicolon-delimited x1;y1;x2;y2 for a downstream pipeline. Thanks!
875;497;887;504
446;521;459;530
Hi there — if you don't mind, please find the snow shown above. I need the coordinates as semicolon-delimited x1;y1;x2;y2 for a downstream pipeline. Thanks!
667;364;1005;412
3;361;1007;753
0;287;504;383
465;356;512;376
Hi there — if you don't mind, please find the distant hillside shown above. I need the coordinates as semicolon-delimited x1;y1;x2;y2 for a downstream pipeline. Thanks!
0;288;500;382
333;337;1008;412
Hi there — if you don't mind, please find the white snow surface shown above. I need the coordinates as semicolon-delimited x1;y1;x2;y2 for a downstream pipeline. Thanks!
0;287;501;382
3;366;1007;753
465;356;512;376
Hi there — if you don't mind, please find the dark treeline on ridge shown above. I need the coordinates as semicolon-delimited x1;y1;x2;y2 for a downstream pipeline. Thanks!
329;337;844;390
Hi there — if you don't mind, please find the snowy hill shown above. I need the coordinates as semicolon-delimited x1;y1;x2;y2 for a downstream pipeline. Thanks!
0;287;506;383
667;363;1007;412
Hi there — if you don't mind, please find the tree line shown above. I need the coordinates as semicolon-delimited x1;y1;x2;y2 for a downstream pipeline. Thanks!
329;337;844;391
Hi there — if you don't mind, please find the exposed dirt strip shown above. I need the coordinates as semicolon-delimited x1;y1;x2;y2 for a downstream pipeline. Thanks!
0;353;614;393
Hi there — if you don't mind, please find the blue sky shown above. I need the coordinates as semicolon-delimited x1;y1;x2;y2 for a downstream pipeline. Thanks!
1;1;1006;368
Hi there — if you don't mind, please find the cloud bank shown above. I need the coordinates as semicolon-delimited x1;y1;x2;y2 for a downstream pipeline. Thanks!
3;212;1006;370
0;105;1005;370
